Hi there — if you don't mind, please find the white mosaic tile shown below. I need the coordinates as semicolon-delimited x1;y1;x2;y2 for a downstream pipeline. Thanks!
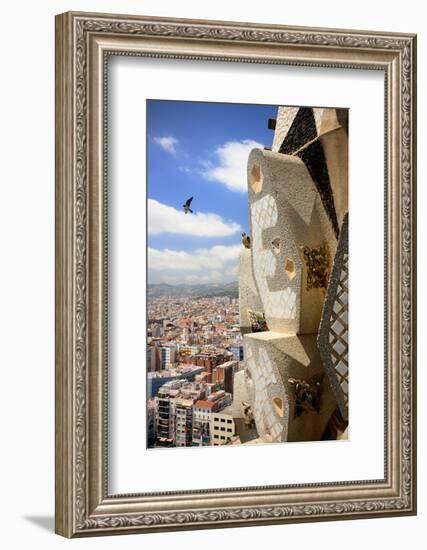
272;106;299;152
251;195;297;321
327;255;349;409
318;215;349;419
244;339;284;442
312;108;326;136
336;361;348;377
332;339;346;356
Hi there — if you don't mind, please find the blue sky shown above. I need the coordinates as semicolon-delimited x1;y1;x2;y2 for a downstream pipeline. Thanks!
147;100;277;285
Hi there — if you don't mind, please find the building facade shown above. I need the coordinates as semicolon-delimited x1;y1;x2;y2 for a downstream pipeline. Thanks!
159;345;176;370
147;398;157;446
211;412;236;446
155;380;182;443
146;344;159;372
192;400;216;446
230;344;244;362
215;360;237;394
174;398;194;447
147;365;205;398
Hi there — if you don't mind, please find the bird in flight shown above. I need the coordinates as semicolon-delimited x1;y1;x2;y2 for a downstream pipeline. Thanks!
182;196;194;214
242;232;251;249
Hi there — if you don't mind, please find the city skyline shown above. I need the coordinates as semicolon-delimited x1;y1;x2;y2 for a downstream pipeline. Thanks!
147;293;246;448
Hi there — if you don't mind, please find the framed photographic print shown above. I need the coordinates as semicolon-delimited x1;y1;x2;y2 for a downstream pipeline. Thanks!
55;11;417;537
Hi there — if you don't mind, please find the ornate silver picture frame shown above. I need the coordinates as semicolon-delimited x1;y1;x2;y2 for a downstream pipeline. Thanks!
55;11;416;537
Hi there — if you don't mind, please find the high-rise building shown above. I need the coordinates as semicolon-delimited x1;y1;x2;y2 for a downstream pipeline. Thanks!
211;412;236;446
146;344;159;372
174;399;193;447
192;400;217;446
151;323;162;337
215;360;236;394
159;345;176;369
147;398;157;446
155;380;182;441
192;348;231;373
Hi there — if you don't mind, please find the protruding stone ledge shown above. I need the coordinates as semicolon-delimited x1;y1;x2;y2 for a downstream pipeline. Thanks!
244;330;337;443
247;148;337;336
239;247;264;333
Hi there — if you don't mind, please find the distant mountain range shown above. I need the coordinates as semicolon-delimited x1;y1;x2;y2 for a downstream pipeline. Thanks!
148;282;238;299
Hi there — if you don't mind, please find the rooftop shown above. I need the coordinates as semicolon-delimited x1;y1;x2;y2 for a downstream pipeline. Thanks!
147;365;204;379
194;400;216;410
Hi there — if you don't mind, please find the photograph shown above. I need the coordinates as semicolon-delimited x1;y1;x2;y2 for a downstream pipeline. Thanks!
53;9;416;537
146;100;349;449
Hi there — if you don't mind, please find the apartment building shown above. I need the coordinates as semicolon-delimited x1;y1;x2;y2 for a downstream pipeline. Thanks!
155;380;182;441
215;360;237;394
159;345;176;369
211;411;236;446
174;398;194;447
192;400;217;446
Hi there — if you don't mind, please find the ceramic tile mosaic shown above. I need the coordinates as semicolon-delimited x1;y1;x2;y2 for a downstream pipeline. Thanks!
318;214;349;420
272;106;299;152
312;107;326;136
244;338;285;442
250;194;297;320
238;248;264;329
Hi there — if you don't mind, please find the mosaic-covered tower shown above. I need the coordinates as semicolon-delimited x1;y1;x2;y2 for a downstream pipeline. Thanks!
239;106;349;443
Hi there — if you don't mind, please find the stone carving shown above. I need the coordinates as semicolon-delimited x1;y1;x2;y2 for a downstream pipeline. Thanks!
244;332;336;442
301;242;331;290
242;108;345;444
242;401;256;429
247;310;268;333
288;376;322;418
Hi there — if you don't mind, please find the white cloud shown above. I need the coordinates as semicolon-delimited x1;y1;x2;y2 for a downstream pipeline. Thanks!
153;136;178;155
148;198;241;237
202;139;263;192
148;244;240;284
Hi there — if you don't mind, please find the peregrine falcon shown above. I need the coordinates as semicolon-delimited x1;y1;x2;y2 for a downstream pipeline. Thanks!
242;232;251;249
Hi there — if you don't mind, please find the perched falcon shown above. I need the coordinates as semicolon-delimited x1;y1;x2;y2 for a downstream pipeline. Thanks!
242;232;251;249
182;196;194;214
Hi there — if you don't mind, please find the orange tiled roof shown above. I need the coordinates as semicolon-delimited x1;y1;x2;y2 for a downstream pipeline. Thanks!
194;400;216;409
